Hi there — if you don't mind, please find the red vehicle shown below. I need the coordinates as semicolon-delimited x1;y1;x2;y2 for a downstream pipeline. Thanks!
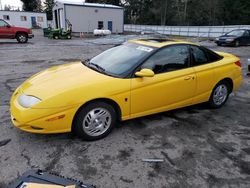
0;19;34;43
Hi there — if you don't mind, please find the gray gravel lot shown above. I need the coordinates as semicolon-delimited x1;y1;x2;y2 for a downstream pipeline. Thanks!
0;30;250;188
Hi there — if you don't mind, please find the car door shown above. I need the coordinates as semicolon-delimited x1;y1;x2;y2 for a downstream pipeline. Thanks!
130;44;196;118
0;20;13;38
190;45;217;104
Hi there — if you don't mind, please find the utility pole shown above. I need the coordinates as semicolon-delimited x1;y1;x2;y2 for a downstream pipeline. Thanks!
0;0;2;10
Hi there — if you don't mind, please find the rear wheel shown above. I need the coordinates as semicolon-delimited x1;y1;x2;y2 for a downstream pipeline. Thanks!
73;102;117;141
209;81;231;108
16;33;28;43
234;40;240;47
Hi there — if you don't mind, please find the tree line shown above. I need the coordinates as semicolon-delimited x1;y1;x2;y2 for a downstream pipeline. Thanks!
15;0;250;25
87;0;250;26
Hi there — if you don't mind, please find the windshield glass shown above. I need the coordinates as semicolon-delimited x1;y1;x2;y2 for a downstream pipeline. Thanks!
226;30;245;36
89;43;155;77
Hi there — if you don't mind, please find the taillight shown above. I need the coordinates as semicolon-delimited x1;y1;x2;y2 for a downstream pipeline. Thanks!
235;61;241;67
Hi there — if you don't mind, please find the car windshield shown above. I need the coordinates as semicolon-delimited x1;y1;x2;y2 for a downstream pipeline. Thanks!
226;30;245;36
87;43;155;77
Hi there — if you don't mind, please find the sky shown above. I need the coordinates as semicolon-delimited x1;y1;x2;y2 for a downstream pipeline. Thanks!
1;0;23;9
0;0;86;10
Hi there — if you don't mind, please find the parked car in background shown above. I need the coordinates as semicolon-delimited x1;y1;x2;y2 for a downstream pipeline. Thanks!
215;29;250;47
0;19;34;43
10;39;242;141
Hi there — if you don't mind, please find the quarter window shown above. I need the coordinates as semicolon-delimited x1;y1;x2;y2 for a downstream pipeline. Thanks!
3;15;10;20
190;46;208;66
20;16;27;21
142;45;190;74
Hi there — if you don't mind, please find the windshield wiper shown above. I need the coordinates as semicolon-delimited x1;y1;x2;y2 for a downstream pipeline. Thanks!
88;62;106;72
81;59;114;76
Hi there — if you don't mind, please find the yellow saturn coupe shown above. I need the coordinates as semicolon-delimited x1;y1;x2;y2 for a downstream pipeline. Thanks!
10;39;242;140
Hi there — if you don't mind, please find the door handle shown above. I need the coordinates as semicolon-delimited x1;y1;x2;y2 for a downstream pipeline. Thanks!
184;76;195;80
184;76;192;80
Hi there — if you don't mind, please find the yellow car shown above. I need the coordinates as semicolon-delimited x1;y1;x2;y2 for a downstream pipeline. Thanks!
10;39;242;140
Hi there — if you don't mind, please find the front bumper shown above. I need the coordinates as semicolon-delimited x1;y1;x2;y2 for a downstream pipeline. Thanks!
28;34;34;39
10;92;79;134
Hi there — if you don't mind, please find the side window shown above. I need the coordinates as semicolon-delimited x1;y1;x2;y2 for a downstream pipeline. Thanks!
190;46;208;66
37;16;44;22
0;20;8;27
98;21;103;29
244;30;250;36
20;16;27;21
141;45;190;74
3;15;10;20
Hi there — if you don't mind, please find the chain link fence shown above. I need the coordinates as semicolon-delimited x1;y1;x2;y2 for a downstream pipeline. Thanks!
124;24;250;38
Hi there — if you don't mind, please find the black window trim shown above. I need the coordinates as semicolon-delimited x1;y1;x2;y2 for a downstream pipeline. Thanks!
129;43;192;78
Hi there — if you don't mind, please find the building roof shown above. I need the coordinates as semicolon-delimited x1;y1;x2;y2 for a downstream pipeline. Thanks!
0;10;46;14
56;0;123;9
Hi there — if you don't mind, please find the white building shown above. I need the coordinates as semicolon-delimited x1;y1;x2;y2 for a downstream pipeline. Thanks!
0;10;47;28
53;0;124;33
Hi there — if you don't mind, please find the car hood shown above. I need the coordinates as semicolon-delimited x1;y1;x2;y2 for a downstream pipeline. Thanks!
18;61;122;108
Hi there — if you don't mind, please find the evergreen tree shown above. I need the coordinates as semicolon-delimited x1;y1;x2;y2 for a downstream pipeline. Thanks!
21;0;37;11
44;0;55;20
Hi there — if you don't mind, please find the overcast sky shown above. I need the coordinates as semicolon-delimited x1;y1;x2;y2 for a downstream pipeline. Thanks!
0;0;88;10
1;0;22;9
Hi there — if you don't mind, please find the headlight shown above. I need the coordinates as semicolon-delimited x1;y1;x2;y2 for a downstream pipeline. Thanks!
226;38;235;42
18;94;41;108
215;37;219;41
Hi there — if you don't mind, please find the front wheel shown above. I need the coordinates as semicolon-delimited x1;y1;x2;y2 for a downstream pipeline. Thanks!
209;81;230;108
73;102;117;141
16;33;28;43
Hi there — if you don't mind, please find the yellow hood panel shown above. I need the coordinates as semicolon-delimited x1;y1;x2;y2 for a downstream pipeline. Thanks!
19;62;130;109
22;62;110;99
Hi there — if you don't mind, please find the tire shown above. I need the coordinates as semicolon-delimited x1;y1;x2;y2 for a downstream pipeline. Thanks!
73;102;117;141
217;43;221;46
16;33;28;43
208;81;231;108
234;40;240;47
53;35;59;39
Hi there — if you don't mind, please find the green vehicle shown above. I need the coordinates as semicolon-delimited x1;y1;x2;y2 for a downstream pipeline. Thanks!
48;28;72;39
48;19;72;39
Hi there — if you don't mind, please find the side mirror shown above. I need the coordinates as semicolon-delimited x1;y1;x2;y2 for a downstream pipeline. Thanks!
135;69;155;77
6;25;11;28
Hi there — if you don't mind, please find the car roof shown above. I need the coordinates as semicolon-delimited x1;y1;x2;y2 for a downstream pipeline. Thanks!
230;29;249;31
128;38;200;48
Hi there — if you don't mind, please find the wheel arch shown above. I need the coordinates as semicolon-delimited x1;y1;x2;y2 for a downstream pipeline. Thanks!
71;98;122;131
218;77;233;93
15;31;28;38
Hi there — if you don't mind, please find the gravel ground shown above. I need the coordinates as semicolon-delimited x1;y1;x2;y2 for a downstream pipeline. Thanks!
0;30;250;188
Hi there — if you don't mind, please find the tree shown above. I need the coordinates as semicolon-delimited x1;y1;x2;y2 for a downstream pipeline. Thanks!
86;0;120;5
35;0;43;12
4;5;11;11
44;0;55;20
21;0;36;11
